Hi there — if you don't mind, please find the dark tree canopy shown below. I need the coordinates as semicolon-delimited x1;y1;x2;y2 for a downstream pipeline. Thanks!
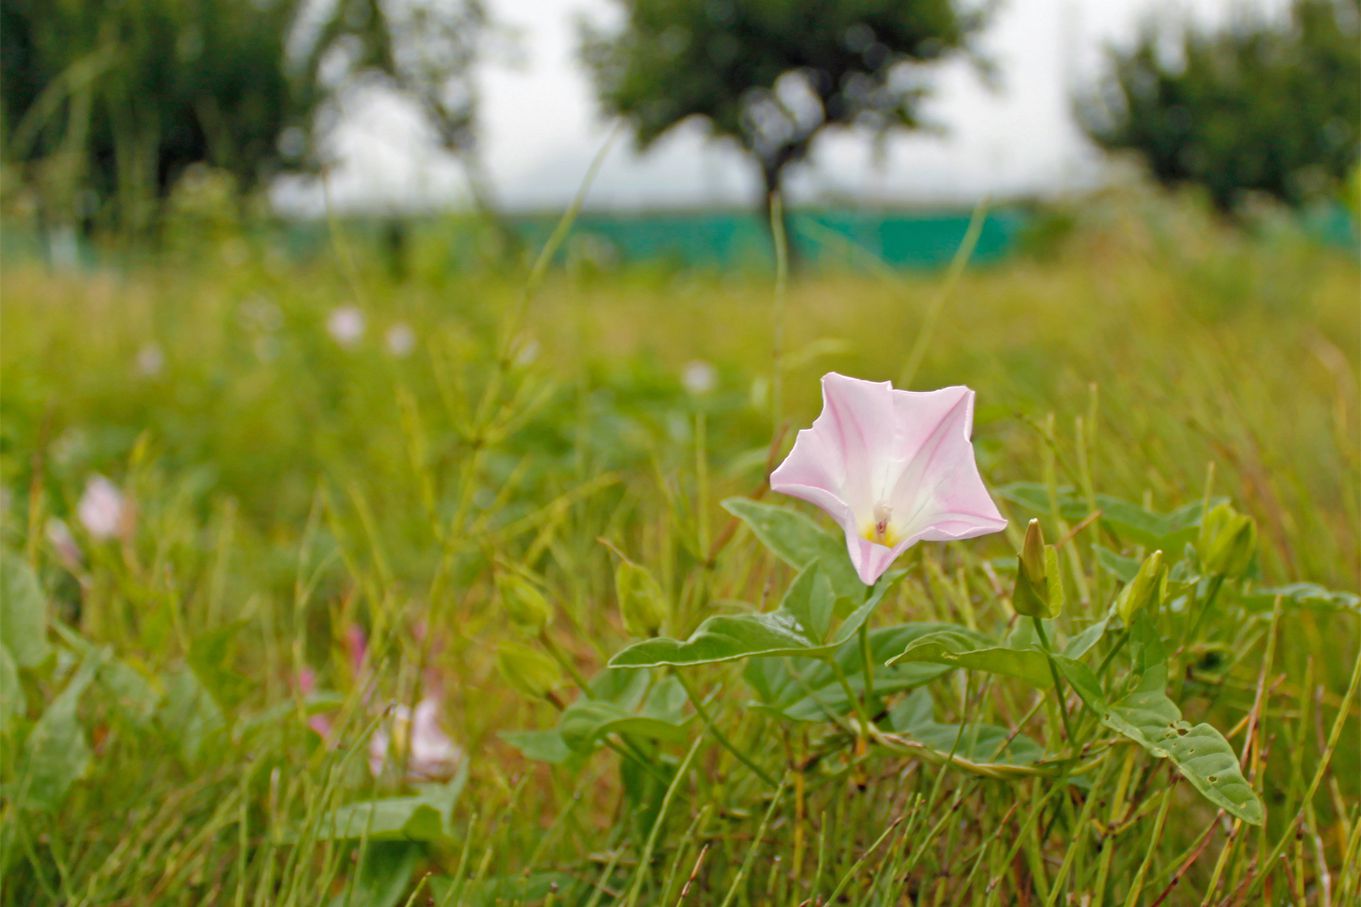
0;0;486;230
1080;0;1360;213
582;0;990;223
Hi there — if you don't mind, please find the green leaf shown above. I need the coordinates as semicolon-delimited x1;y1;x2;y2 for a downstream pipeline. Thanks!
313;764;467;842
995;486;1220;550
0;550;50;669
1095;546;1141;583
1062;614;1112;660
886;689;1043;767
1112;672;1262;823
1096;496;1208;549
887;626;1055;688
994;483;1084;520
558;675;690;750
744;624;955;722
1050;655;1107;708
722;498;862;597
56;625;161;728
158;667;227;765
0;648;24;734
499;729;574;765
1243;583;1360;615
1060;660;1263;824
188;622;252;710
609;566;895;668
20;657;97;811
327;842;423;907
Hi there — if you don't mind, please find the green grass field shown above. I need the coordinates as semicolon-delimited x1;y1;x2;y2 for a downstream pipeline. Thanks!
1;195;1358;905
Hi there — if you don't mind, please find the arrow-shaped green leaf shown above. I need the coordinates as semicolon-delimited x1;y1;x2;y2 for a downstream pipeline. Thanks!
609;566;894;669
887;626;1055;688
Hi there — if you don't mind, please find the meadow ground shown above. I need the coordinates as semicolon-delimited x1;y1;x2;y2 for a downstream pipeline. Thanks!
1;196;1358;904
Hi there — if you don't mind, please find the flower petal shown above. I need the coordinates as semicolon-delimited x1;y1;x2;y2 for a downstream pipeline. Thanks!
770;373;897;524
769;424;855;533
844;533;909;585
887;386;1006;541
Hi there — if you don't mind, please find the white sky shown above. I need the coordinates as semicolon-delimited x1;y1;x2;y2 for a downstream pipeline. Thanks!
275;0;1287;213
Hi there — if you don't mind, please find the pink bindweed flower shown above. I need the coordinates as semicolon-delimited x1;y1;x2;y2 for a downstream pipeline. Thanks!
368;696;463;782
136;344;165;377
45;518;83;571
77;475;131;541
327;306;365;347
770;373;1006;585
296;667;335;738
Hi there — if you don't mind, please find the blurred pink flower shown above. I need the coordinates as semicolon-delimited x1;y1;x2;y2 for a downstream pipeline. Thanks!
77;475;131;541
296;667;334;738
136;344;165;377
45;517;83;571
368;697;463;782
327;306;365;347
345;625;368;676
770;373;1006;585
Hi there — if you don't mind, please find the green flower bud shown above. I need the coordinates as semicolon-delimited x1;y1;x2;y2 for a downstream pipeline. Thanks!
1116;549;1167;624
1197;504;1257;579
1013;519;1064;619
495;642;562;700
615;560;666;637
497;572;553;633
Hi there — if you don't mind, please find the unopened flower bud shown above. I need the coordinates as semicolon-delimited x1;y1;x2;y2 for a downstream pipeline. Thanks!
1116;549;1166;624
496;642;562;700
615;560;666;637
497;572;553;633
1012;519;1064;619
1197;504;1256;579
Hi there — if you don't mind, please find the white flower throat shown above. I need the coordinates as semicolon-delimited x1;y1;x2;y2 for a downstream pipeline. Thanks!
867;501;899;546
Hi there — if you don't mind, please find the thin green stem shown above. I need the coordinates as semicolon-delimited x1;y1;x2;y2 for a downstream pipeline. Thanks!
858;623;876;713
673;669;778;788
1033;617;1078;745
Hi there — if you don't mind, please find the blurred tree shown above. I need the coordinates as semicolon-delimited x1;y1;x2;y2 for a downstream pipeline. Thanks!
0;0;488;235
1080;0;1360;213
581;0;991;249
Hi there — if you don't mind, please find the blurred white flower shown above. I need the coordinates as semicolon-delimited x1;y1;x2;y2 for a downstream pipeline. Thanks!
327;306;365;347
78;475;129;540
368;697;462;782
45;518;83;570
682;360;718;395
241;294;282;333
51;429;88;467
136;344;165;377
386;322;416;357
514;338;540;367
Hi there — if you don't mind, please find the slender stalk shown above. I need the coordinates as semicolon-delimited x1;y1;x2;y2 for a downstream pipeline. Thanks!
858;622;876;711
1033;617;1077;745
673;670;778;787
622;738;703;907
1240;644;1361;902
